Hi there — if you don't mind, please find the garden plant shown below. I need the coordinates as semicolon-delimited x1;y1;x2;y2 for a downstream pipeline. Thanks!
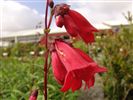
29;0;107;99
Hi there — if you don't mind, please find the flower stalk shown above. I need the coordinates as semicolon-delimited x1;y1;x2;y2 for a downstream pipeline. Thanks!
43;0;53;100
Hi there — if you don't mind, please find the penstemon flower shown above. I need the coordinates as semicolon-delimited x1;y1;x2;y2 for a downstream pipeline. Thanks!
54;4;98;44
30;1;108;99
51;40;107;92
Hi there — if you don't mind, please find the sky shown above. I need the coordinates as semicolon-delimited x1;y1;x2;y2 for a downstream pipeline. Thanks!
0;0;133;37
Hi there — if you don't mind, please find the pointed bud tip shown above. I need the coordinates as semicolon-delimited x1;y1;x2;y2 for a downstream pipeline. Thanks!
48;0;54;8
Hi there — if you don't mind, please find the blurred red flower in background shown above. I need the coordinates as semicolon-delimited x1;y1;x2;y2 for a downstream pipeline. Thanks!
51;40;107;92
54;4;98;44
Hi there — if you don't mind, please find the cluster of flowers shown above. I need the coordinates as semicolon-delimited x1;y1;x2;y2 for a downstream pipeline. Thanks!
29;2;107;100
52;3;107;92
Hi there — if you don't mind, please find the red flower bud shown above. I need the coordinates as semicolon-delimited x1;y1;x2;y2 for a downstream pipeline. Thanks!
55;15;64;28
54;4;70;16
48;0;54;8
29;90;38;100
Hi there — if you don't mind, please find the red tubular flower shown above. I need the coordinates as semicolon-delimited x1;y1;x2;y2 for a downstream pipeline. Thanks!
54;4;98;44
29;90;38;100
51;40;107;92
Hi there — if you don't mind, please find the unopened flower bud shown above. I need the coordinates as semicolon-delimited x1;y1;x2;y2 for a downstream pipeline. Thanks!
48;0;54;8
29;89;38;100
54;4;70;16
55;15;64;27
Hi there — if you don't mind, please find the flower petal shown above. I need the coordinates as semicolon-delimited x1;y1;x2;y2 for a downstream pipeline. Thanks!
95;66;108;73
75;48;107;73
61;72;73;92
51;51;67;85
68;10;98;43
64;15;79;37
73;63;107;82
85;63;107;76
55;40;90;71
87;76;95;89
68;10;98;33
79;31;95;43
71;78;82;92
75;48;94;62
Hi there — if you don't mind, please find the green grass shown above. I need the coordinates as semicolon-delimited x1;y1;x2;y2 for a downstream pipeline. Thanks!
0;56;79;100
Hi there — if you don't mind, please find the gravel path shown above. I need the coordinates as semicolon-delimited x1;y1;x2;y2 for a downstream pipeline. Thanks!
77;74;105;100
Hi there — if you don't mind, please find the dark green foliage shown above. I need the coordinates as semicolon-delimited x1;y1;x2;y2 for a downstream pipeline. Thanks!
90;24;133;100
73;40;89;53
0;52;79;99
